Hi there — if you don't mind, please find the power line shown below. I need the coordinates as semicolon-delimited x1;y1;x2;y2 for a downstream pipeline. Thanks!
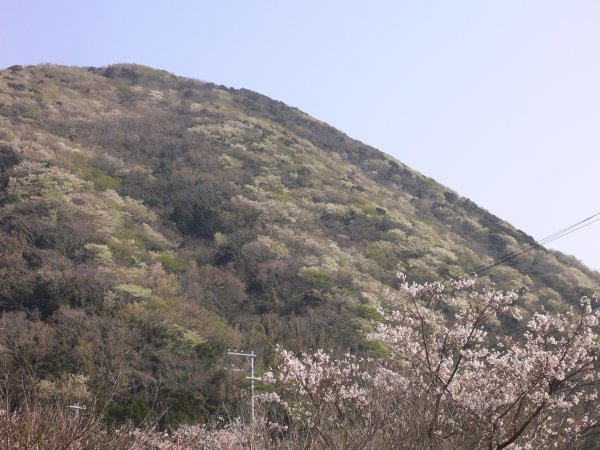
292;211;600;338
469;212;600;276
466;214;595;274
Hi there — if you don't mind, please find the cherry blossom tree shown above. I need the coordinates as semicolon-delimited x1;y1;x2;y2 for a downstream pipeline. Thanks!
262;274;600;449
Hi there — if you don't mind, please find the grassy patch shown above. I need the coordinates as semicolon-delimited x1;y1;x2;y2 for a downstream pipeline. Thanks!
268;186;292;201
114;229;163;252
365;241;396;268
300;268;335;288
107;238;133;261
349;303;383;321
157;253;187;273
71;153;122;191
83;166;122;191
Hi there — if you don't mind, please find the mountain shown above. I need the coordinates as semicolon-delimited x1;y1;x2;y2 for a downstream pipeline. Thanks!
0;63;597;424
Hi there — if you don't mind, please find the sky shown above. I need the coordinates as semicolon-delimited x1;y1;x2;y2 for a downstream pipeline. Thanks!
2;1;599;271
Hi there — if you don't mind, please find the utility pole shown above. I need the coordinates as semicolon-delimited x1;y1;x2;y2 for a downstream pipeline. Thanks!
226;348;260;422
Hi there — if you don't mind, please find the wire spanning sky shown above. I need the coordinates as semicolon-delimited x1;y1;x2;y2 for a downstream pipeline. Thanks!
2;0;599;270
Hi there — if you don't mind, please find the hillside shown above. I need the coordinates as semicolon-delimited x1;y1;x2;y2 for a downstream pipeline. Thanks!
0;63;598;424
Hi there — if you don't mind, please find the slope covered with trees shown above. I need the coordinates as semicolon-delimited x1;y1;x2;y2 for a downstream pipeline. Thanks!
0;63;597;425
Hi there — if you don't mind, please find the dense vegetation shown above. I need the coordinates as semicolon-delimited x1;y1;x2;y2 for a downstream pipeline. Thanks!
0;63;598;429
3;275;600;449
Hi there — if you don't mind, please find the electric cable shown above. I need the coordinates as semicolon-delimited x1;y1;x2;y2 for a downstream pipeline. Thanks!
291;211;600;337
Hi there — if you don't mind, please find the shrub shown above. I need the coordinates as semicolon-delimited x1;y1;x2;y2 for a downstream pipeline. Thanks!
157;253;187;273
299;267;335;289
83;167;122;191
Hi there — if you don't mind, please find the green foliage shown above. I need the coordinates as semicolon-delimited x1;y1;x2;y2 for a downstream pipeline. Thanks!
116;283;152;299
7;82;26;91
161;324;214;358
268;186;292;201
70;151;122;191
213;231;227;246
171;206;222;239
157;253;187;273
365;241;396;268
83;166;122;191
107;237;131;261
8;278;63;318
105;399;154;425
357;337;390;356
113;229;165;253
349;303;383;321
299;268;336;289
157;388;210;428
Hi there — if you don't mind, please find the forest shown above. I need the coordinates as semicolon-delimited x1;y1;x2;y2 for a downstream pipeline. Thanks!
0;63;598;448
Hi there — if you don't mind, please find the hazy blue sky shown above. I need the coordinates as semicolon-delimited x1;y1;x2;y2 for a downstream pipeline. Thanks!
2;1;599;270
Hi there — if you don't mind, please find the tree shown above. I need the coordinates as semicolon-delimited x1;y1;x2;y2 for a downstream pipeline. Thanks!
262;274;600;449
